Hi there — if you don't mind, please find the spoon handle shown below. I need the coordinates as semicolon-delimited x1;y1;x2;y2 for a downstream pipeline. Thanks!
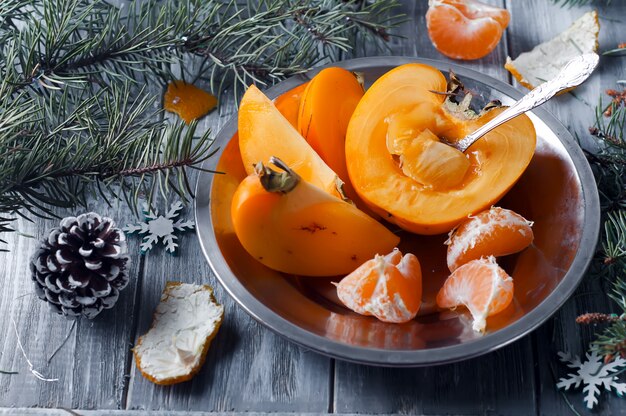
455;53;600;153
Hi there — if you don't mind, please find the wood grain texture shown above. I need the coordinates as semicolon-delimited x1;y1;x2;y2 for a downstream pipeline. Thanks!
1;0;624;413
333;2;537;414
0;201;143;409
506;1;626;415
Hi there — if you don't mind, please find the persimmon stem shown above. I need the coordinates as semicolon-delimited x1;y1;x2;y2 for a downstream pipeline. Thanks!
254;157;300;194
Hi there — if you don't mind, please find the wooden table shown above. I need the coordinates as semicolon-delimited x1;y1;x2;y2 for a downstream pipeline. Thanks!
1;1;624;414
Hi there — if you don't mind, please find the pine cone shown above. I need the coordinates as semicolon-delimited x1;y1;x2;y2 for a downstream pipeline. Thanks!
30;213;131;319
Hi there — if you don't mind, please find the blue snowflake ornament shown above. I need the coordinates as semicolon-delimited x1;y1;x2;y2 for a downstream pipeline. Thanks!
123;201;195;255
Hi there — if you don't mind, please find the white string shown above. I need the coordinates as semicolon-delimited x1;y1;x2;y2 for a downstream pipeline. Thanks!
10;316;59;382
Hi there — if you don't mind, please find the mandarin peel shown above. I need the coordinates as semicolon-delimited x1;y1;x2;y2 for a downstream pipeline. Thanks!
163;81;217;124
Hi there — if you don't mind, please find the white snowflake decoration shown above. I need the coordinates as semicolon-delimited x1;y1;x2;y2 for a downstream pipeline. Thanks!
557;350;626;409
123;201;195;254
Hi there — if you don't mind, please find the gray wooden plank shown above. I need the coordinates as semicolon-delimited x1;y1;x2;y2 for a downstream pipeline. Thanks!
333;1;537;415
125;84;332;411
0;200;143;409
0;410;357;416
506;1;626;415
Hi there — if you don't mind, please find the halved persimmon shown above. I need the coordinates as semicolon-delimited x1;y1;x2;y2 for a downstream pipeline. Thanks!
345;63;536;235
231;158;399;276
238;85;340;197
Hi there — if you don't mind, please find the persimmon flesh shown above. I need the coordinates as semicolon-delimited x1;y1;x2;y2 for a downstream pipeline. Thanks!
239;85;340;197
345;63;536;235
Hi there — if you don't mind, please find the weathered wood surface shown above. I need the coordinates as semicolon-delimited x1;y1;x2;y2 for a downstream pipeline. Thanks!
1;0;624;414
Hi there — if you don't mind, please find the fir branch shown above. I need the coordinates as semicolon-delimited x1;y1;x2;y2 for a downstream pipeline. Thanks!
552;0;611;6
0;0;400;249
0;83;215;219
581;87;626;361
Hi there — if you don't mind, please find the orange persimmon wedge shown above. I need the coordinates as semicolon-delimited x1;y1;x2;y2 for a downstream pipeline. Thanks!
275;82;308;128
239;85;340;197
345;63;536;235
298;68;363;190
231;158;399;276
298;67;379;216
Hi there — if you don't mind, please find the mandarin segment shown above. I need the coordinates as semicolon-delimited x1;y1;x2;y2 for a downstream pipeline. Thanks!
163;81;217;123
336;249;422;323
436;256;513;332
426;0;510;60
446;206;534;272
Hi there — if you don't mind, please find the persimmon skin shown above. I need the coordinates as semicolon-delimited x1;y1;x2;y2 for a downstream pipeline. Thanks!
238;85;339;197
298;67;380;216
298;68;363;188
345;63;536;235
231;173;400;277
275;83;308;128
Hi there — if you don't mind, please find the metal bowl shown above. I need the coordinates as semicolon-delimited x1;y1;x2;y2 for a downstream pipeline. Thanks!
195;57;600;366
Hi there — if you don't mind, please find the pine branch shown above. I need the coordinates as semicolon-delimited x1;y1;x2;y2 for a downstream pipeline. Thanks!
0;0;400;249
552;0;611;6
579;87;626;361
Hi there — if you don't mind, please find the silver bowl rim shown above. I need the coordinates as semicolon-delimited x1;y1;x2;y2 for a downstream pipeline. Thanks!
194;56;601;367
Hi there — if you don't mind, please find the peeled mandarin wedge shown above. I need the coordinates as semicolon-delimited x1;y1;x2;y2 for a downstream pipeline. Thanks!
238;85;340;197
436;256;513;332
446;206;534;272
336;249;422;323
426;0;510;60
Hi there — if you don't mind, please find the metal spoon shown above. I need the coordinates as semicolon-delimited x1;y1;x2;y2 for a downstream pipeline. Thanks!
450;53;600;153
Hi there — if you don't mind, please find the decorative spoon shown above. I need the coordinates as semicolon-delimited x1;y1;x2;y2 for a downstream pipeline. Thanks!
449;53;600;153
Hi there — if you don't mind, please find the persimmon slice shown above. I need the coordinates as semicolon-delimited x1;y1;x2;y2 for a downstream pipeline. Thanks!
345;63;536;235
231;158;399;276
238;85;339;196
